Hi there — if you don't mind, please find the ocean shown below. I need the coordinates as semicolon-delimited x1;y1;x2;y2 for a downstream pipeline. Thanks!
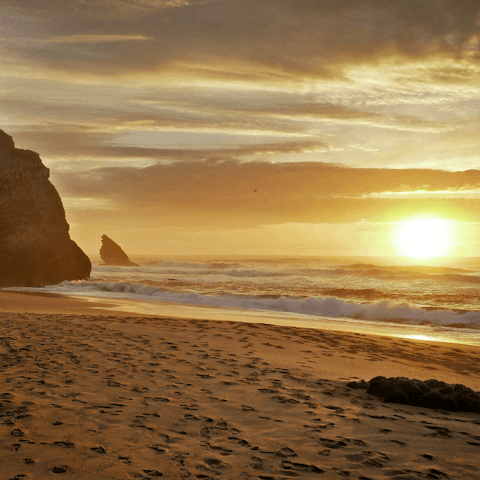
6;255;480;346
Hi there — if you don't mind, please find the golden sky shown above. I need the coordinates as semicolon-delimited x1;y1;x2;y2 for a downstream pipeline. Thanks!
2;0;480;257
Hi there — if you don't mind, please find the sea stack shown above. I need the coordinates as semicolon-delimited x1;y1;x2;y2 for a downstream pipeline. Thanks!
100;235;138;267
0;129;91;287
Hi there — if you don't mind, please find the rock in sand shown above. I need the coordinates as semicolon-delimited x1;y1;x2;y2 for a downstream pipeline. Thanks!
347;376;480;413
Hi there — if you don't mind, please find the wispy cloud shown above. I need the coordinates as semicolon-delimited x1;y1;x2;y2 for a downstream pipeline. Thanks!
52;159;480;229
2;0;480;249
33;34;152;44
2;0;479;78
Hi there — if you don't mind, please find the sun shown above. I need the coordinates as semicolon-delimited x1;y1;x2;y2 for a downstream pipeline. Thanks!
399;219;449;258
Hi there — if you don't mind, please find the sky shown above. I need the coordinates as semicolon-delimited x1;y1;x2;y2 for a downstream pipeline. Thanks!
2;0;480;258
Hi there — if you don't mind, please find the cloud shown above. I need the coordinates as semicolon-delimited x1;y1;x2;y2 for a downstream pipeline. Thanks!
10;127;330;162
2;89;458;168
64;190;480;229
3;0;480;251
57;160;480;198
2;0;210;17
2;0;479;78
33;35;152;44
130;0;213;8
54;159;480;228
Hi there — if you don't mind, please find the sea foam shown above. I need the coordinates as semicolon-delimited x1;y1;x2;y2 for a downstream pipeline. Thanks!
43;280;480;329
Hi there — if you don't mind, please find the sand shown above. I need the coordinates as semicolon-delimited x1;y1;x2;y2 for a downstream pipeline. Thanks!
0;292;479;479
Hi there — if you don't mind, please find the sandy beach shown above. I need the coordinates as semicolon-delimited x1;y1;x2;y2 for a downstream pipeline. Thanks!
0;291;479;480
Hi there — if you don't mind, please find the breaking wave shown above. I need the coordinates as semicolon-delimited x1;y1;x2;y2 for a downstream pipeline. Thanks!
97;260;480;284
48;280;480;329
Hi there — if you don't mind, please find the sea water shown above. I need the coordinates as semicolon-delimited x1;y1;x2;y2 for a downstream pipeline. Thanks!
6;256;480;345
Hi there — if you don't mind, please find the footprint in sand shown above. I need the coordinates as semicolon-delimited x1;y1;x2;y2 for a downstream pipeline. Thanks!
385;472;428;480
281;460;324;474
90;446;106;454
149;444;168;454
53;440;74;448
52;465;68;473
319;438;347;449
324;404;345;413
345;452;372;462
214;419;228;429
275;446;297;457
332;467;351;477
362;454;390;468
128;472;146;479
204;457;226;469
143;469;163;477
423;425;452;438
228;436;250;447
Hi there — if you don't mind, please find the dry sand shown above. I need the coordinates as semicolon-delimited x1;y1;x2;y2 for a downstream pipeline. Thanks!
0;291;479;479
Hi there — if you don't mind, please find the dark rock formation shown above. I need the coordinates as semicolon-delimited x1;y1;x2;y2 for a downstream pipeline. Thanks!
347;376;480;413
100;235;138;267
0;129;91;287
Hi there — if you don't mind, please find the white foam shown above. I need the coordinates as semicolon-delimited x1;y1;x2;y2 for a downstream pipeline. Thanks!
27;280;480;329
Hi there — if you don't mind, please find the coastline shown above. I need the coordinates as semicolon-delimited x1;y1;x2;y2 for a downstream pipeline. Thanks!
1;290;479;479
2;289;480;346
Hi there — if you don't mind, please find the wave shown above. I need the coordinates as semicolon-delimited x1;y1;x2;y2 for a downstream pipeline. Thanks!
94;263;289;279
93;261;480;284
44;280;480;328
143;260;225;269
442;274;480;284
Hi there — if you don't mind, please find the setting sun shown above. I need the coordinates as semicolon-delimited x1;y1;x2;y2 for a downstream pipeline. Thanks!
399;219;449;258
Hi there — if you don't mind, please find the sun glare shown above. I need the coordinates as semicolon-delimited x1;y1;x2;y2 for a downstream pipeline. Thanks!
399;219;449;258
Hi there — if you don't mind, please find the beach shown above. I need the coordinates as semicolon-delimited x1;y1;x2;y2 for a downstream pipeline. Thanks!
4;0;480;478
0;291;479;479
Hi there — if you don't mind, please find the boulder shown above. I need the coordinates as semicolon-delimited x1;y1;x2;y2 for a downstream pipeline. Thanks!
100;235;138;267
347;376;480;413
0;129;91;287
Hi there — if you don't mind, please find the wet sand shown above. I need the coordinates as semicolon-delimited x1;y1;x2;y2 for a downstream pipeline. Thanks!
0;291;479;479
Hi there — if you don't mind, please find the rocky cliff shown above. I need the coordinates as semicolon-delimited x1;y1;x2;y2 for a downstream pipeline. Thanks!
0;129;91;287
100;235;138;267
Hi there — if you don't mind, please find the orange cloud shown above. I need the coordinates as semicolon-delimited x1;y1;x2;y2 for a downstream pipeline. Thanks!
56;159;480;228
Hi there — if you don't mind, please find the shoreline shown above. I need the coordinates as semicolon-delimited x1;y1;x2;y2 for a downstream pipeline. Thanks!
2;289;480;346
0;290;479;478
1;289;480;389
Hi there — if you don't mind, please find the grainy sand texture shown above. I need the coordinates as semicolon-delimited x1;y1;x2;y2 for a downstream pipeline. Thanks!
0;292;479;480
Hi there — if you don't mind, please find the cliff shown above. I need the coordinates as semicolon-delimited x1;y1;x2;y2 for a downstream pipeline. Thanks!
100;235;138;267
0;129;91;287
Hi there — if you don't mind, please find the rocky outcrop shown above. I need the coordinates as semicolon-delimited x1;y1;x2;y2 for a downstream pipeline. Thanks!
0;129;91;287
347;376;480;413
100;235;138;267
